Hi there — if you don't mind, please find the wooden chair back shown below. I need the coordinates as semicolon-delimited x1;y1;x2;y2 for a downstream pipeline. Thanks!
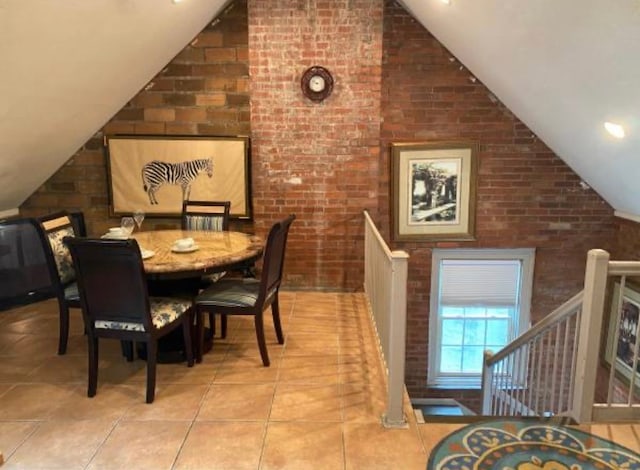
64;238;153;332
181;200;230;231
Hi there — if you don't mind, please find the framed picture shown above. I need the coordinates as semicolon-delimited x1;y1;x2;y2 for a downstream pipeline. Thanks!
106;135;251;218
604;281;640;383
391;142;478;241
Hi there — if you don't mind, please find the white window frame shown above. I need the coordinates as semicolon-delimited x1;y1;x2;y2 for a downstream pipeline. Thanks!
428;248;535;388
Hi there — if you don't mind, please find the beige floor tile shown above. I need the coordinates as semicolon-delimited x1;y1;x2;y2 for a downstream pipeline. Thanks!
63;334;127;357
121;383;208;420
0;422;39;461
0;384;75;420
223;341;284;364
27;354;87;384
229;325;282;345
6;420;114;470
286;319;339;335
282;334;339;357
270;383;341;422
579;423;640;452
343;422;427;470
292;309;337;320
174;421;266;470
98;356;212;388
260;421;344;470
341;382;387;423
154;360;218;384
417;423;465;457
0;356;42;383
1;314;59;336
197;383;275;421
0;333;26;355
90;357;148;385
278;355;340;384
1;334;83;361
86;420;190;470
339;355;383;384
48;384;142;421
214;360;280;383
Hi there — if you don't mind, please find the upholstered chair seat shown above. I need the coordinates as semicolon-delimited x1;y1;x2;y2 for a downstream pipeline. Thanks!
194;215;295;365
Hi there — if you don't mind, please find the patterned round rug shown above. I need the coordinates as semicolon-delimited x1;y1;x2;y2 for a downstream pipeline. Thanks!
427;419;640;470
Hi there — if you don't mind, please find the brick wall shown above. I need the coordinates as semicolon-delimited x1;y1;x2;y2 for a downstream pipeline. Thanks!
19;0;626;407
380;1;616;405
248;0;383;289
21;1;250;236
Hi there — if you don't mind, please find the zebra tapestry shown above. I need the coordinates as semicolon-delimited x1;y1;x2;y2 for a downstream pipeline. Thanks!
141;158;213;205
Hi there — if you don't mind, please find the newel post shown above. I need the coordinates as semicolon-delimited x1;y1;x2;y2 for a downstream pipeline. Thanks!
572;249;610;423
481;350;495;415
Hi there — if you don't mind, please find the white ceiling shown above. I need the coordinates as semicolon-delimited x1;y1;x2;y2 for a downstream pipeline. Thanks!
1;0;639;220
400;0;640;220
0;0;227;217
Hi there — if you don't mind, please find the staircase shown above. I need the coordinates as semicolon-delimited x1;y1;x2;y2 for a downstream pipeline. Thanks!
361;211;640;427
481;249;640;423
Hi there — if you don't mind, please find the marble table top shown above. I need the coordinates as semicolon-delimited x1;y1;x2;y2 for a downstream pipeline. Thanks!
130;229;263;278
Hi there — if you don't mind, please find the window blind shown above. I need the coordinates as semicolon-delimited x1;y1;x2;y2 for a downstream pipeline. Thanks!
439;259;521;306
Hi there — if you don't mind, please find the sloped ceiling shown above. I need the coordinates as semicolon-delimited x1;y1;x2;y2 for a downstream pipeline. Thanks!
0;0;227;217
1;0;639;220
399;0;640;220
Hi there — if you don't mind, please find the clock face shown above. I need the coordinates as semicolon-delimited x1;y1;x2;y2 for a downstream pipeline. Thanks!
301;66;334;102
309;75;325;92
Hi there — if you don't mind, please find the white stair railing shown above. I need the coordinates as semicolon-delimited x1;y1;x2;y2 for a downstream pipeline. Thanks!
482;291;583;417
363;210;409;428
482;249;640;423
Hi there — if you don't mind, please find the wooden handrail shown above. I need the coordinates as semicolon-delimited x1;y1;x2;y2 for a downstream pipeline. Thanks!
486;291;583;366
607;261;640;276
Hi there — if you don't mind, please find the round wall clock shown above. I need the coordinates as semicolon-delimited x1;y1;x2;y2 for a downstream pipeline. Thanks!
301;66;334;102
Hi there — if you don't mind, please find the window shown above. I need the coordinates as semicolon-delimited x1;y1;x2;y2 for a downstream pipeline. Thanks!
428;248;535;388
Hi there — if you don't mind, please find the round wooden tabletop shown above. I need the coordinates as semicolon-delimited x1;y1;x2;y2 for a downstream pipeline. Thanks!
131;229;263;278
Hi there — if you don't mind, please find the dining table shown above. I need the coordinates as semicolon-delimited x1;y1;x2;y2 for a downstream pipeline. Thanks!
126;229;264;362
131;229;263;280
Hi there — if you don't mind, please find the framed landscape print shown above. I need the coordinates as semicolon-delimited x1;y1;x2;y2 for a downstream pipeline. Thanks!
605;281;640;384
106;135;251;218
391;142;478;241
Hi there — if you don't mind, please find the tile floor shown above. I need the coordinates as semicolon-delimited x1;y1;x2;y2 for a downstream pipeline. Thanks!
2;291;638;469
0;291;432;470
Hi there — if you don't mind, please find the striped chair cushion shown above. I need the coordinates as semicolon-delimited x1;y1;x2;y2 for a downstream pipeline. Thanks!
94;297;192;332
184;215;224;232
196;279;260;307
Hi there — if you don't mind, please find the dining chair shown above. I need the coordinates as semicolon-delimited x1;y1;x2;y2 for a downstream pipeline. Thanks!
69;211;87;237
194;214;296;365
35;211;81;355
181;200;230;231
181;200;231;338
65;237;194;403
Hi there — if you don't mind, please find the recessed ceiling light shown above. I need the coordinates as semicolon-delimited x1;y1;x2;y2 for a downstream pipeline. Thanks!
441;0;451;4
604;121;625;139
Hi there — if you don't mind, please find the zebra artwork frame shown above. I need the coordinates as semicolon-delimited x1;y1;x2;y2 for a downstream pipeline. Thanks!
105;135;251;218
390;141;478;241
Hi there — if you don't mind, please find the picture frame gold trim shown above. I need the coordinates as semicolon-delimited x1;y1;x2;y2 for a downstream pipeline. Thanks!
105;135;251;219
391;142;478;241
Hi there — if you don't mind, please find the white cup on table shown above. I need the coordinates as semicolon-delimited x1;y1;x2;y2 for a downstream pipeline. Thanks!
174;238;194;250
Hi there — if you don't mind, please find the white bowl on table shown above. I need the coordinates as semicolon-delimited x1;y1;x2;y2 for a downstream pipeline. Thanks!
172;237;198;252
